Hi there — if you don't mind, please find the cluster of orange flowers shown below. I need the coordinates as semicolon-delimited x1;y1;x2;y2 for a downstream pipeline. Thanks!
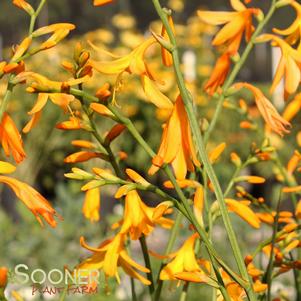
2;0;301;300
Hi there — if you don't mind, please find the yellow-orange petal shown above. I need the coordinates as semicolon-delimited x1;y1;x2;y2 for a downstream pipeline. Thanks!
0;161;16;174
64;151;101;163
93;0;113;6
90;103;115;118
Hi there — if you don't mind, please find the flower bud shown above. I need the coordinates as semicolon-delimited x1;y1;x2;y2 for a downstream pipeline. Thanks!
0;267;8;288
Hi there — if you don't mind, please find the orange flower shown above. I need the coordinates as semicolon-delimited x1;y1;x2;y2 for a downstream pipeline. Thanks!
273;1;301;49
83;188;100;222
256;34;301;96
77;233;151;285
159;233;207;281
90;37;155;76
149;96;200;180
0;175;60;227
114;189;173;239
91;38;174;109
0;113;26;163
93;0;113;6
31;23;76;52
233;82;291;136
204;52;232;95
198;0;261;53
225;199;261;228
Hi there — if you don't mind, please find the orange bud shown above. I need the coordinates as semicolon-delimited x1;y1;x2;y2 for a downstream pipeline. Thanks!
0;267;8;288
240;121;254;129
104;124;126;144
13;0;34;15
95;83;111;100
118;151;128;161
244;255;253;266
283;186;301;193
71;140;95;149
94;0;113;6
56;117;81;130
64;151;102;163
90;103;115;118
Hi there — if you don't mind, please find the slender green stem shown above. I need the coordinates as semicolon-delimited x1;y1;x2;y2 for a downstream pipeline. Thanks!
0;81;13;121
224;157;252;197
261;195;281;301
180;282;189;301
154;212;183;301
59;285;68;301
29;0;47;35
130;278;138;301
139;235;155;299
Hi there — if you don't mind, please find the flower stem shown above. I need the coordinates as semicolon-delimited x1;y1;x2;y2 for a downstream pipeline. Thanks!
139;235;155;299
29;0;47;35
154;211;183;300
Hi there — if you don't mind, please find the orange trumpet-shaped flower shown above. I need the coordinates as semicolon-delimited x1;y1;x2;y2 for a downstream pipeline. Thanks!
77;234;151;285
0;113;26;163
233;82;291;136
217;271;246;301
91;38;174;109
256;34;301;96
273;1;301;49
90;37;155;76
0;175;60;227
114;189;173;239
93;0;113;6
159;233;205;281
149;96;200;180
198;0;261;53
83;188;100;222
204;52;232;95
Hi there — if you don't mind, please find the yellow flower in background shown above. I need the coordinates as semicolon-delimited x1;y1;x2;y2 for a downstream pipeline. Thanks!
0;113;26;164
198;0;261;53
83;188;100;222
78;233;151;285
256;34;301;96
233;82;291;136
149;95;200;180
